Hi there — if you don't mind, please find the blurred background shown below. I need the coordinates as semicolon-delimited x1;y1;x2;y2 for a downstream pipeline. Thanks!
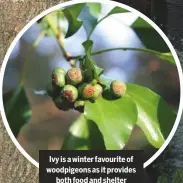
2;4;180;162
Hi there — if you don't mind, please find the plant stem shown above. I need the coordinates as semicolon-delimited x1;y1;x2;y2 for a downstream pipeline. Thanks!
91;47;164;56
45;14;67;56
69;55;84;60
69;47;168;60
33;31;46;47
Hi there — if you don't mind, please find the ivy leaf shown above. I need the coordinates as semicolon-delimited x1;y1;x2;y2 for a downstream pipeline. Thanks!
79;3;101;36
126;84;176;148
106;6;129;16
62;114;105;150
3;86;31;137
82;40;104;80
157;52;175;65
99;74;112;87
131;17;170;53
63;3;85;38
84;95;137;150
87;3;102;18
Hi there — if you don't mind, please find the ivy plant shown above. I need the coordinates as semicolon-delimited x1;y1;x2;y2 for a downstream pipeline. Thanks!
3;3;177;151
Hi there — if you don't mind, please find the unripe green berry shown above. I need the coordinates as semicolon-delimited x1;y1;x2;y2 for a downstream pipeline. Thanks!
91;79;98;86
74;100;85;113
92;84;103;100
66;68;83;85
53;96;73;111
62;85;78;102
74;100;85;108
110;80;126;97
79;83;94;99
52;67;66;87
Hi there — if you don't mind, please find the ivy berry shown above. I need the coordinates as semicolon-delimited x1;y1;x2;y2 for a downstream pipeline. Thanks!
52;67;66;88
110;80;126;97
66;68;83;85
92;84;103;100
79;83;94;99
62;85;78;102
53;96;73;111
74;100;85;112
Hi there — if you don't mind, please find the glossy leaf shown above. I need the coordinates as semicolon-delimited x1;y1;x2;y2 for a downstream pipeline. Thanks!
63;3;85;38
107;6;129;16
82;40;104;80
99;74;112;86
3;86;31;137
87;3;101;18
79;3;101;36
126;83;176;148
62;114;105;150
132;17;151;28
84;95;137;150
131;17;170;53
157;52;175;65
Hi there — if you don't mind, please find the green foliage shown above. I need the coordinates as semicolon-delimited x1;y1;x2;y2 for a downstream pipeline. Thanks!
82;40;104;80
63;3;85;38
84;95;137;150
131;17;170;53
99;74;113;86
126;84;176;148
106;6;129;16
131;17;175;64
79;3;101;36
6;3;177;152
62;114;105;150
3;86;31;137
87;3;102;18
157;52;175;65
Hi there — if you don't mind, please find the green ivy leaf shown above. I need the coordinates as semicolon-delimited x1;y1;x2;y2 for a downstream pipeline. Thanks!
62;114;105;150
131;17;169;53
79;3;101;36
126;84;176;148
3;86;31;137
99;74;112;86
156;52;175;65
107;6;129;16
84;95;137;150
82;40;104;80
131;18;151;28
87;3;102;18
63;3;85;38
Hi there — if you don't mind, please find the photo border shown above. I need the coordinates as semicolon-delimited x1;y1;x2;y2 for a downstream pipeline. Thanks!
0;0;182;169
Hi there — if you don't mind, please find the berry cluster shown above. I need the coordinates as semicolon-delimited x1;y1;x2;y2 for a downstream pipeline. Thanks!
48;67;126;112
